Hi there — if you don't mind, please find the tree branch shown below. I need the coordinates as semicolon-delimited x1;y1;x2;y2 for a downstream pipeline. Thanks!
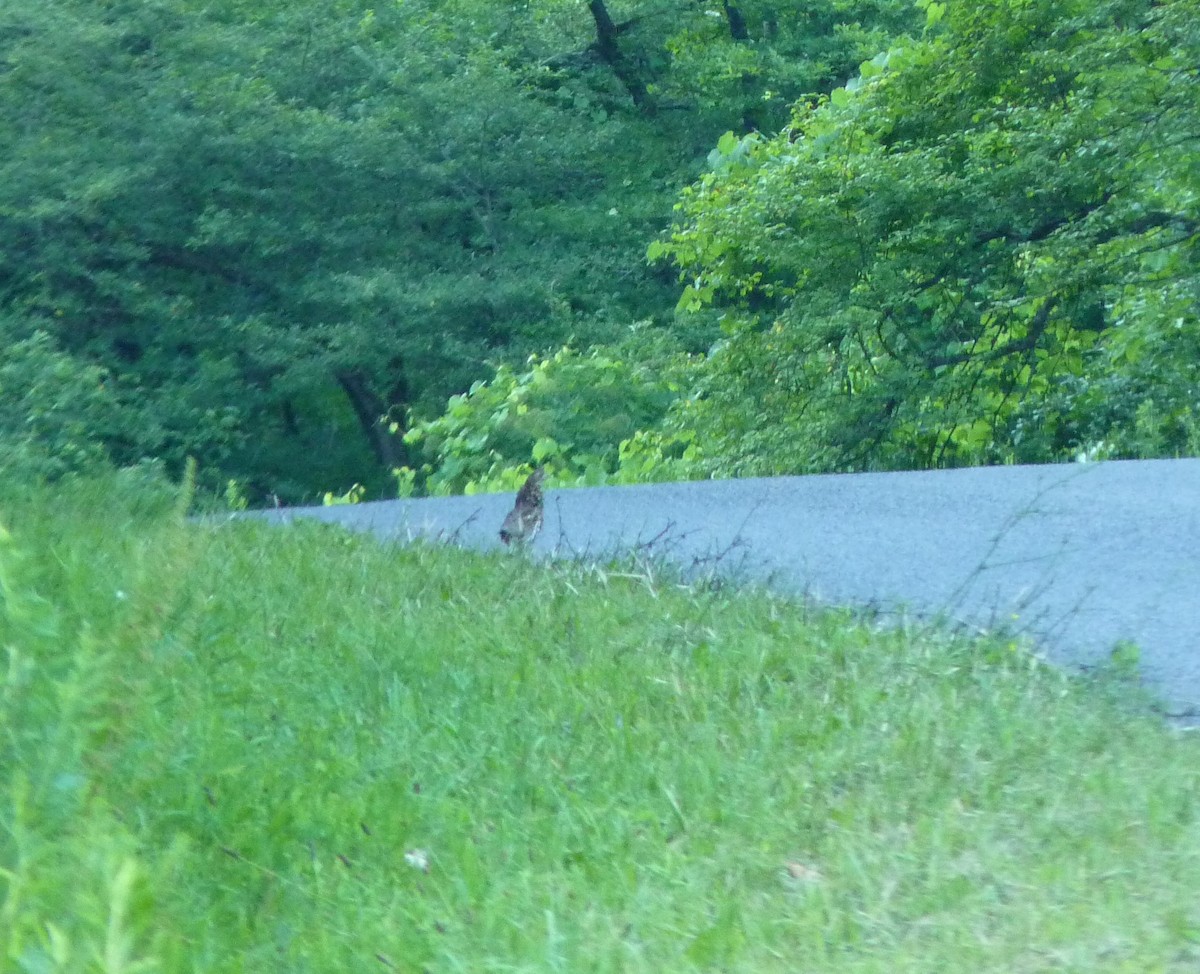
586;0;654;114
335;368;408;471
925;296;1059;370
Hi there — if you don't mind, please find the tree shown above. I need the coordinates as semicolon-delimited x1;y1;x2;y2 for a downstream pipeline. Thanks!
649;0;1200;475
0;0;917;500
0;0;682;499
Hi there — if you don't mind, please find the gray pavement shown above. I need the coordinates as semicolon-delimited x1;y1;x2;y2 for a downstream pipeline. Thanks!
253;458;1200;720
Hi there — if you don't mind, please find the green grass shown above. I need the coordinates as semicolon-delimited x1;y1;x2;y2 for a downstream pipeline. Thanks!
4;475;1200;972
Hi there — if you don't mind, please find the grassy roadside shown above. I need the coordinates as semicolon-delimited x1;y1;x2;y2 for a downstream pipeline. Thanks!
3;475;1200;973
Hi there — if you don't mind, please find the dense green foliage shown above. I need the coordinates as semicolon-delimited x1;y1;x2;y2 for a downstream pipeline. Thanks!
0;0;916;500
5;477;1200;971
649;0;1200;476
2;0;1195;497
397;330;697;494
0;0;672;498
0;330;118;480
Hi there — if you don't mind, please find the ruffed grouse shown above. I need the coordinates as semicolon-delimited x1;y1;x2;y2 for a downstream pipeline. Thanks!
499;467;545;546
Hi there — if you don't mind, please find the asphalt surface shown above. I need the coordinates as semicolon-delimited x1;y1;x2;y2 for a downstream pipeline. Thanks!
254;458;1200;721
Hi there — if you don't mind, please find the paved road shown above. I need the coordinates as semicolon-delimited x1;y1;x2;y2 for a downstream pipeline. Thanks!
255;458;1200;720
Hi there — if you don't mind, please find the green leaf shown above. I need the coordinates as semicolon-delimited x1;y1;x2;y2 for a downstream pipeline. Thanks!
531;437;559;463
715;130;740;155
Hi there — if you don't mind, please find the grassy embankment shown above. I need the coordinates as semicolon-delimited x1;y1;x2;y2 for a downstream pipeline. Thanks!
3;473;1200;973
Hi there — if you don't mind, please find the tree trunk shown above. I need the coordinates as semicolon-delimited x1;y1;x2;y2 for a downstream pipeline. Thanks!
335;368;409;471
587;0;654;114
723;2;749;41
721;1;761;131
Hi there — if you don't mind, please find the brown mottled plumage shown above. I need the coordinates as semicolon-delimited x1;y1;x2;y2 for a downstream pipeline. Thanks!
499;467;545;546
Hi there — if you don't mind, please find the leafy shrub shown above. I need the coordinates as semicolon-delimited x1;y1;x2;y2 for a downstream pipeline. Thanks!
0;329;118;483
398;329;697;494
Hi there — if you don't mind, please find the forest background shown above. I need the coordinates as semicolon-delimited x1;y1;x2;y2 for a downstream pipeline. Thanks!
1;0;1196;504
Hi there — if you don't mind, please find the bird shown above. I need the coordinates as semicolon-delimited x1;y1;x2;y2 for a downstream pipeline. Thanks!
499;467;545;546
